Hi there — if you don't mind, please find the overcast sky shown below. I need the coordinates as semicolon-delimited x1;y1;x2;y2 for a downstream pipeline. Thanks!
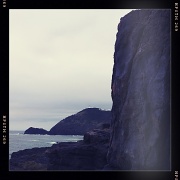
9;9;134;131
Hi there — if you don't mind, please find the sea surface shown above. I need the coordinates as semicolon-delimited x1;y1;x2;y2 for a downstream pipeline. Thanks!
9;130;83;159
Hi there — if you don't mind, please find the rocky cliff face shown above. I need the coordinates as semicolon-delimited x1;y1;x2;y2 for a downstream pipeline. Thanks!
107;9;170;170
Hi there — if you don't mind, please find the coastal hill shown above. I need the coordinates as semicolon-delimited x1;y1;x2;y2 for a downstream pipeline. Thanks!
24;108;111;135
49;108;111;135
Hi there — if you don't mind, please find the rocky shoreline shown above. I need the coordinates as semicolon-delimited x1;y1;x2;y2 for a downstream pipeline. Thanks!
10;126;111;171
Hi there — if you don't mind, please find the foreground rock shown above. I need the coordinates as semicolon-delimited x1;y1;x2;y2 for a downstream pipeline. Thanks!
10;147;49;170
46;140;109;170
10;127;110;170
108;9;170;170
24;127;49;135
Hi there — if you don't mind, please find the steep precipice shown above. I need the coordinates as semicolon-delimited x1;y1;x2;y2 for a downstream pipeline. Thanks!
107;9;170;170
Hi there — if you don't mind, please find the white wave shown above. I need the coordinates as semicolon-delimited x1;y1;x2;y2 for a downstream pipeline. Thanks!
29;140;39;142
9;133;20;135
65;139;80;142
10;132;25;135
46;142;57;144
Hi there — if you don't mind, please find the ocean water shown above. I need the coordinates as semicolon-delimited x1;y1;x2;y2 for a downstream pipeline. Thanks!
9;130;83;159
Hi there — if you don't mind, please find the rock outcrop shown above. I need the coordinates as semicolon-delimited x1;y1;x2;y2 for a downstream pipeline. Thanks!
10;147;49;170
49;108;111;135
24;127;49;135
48;127;110;170
46;134;109;170
107;9;170;170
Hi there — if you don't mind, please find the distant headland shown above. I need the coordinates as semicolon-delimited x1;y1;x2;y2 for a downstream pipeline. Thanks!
24;108;111;135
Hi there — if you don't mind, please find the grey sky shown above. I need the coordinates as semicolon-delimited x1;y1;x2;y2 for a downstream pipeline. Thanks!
10;9;134;131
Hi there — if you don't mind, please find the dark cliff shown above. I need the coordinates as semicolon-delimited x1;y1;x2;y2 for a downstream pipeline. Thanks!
107;10;170;170
49;108;111;135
